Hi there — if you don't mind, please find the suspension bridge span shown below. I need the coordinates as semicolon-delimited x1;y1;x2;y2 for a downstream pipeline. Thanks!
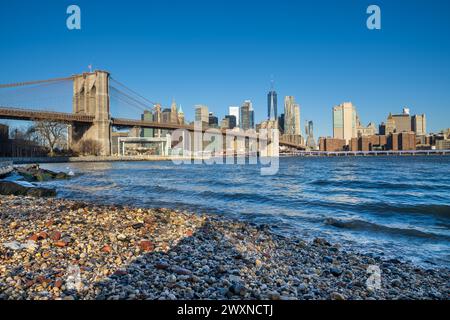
0;71;303;156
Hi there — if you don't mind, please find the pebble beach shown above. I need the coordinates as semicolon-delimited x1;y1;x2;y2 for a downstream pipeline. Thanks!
0;195;448;300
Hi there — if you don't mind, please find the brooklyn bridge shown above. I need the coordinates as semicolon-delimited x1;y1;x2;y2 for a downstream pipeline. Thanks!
0;70;303;156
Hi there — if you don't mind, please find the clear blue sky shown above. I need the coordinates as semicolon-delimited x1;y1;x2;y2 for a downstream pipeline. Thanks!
1;0;450;137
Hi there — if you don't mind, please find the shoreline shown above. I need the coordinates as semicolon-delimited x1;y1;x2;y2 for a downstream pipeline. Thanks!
0;195;448;300
1;150;450;165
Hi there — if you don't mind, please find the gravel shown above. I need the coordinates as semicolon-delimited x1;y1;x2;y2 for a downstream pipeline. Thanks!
0;195;448;300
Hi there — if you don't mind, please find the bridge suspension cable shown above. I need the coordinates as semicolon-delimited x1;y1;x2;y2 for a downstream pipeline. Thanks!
0;76;74;89
110;77;158;106
109;86;153;111
110;87;152;114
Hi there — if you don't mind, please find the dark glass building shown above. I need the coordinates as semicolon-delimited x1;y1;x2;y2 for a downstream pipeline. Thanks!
209;112;219;128
268;90;277;121
225;115;237;129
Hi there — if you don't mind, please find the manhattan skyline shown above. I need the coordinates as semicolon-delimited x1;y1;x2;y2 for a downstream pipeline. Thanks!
1;0;450;138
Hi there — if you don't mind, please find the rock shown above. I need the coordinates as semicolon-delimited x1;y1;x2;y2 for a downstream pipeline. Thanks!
172;267;192;275
313;237;330;246
9;221;18;229
330;267;343;277
298;283;308;293
268;291;281;300
167;275;177;283
229;283;247;296
15;165;69;182
132;223;144;229
37;232;48;240
101;245;112;254
330;292;346;300
49;231;61;241
155;261;170;270
28;234;39;242
55;172;69;180
113;270;127;276
117;234;128;242
3;241;23;250
53;241;67;248
0;181;56;198
391;279;402;288
139;240;154;252
323;256;334;263
185;230;193;237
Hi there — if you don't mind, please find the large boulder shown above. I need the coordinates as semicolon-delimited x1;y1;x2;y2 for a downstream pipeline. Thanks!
0;181;56;197
15;164;69;182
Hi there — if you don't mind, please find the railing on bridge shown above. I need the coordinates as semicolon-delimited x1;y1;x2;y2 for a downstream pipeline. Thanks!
0;107;94;123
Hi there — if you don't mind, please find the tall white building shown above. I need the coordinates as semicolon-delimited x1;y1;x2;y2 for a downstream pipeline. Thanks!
229;106;240;127
333;102;358;144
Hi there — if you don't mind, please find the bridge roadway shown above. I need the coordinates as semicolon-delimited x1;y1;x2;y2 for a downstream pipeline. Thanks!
0;107;300;147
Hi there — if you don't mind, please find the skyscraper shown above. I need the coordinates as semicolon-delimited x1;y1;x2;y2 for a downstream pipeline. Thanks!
278;114;285;133
412;114;426;136
240;101;252;130
249;101;255;129
333;102;358;144
305;120;316;149
208;112;219;128
141;110;154;138
225;115;237;129
195;105;209;123
229;106;240;127
391;108;412;133
267;82;277;121
170;99;178;124
284;96;301;135
177;105;185;125
162;108;171;123
154;103;162;138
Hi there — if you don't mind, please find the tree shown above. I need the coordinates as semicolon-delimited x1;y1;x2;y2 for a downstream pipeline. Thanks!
78;139;102;156
30;120;68;156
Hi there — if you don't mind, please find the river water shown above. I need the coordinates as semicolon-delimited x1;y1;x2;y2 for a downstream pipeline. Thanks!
39;156;450;268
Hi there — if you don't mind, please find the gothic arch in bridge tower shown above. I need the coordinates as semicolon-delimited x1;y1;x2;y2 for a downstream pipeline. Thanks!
69;70;112;156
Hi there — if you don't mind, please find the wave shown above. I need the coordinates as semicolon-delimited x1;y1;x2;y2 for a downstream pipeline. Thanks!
324;217;450;241
316;201;450;219
310;179;450;192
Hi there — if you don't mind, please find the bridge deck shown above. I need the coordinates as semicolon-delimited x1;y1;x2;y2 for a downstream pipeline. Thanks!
0;107;94;123
0;107;299;146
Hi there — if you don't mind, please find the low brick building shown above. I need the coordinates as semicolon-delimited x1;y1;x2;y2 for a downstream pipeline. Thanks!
350;135;388;151
319;137;346;152
389;132;416;151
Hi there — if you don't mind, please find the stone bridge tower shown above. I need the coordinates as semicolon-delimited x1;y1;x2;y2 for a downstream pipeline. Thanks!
69;70;112;156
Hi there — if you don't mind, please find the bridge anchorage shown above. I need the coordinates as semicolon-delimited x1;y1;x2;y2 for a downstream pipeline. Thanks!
0;71;300;157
